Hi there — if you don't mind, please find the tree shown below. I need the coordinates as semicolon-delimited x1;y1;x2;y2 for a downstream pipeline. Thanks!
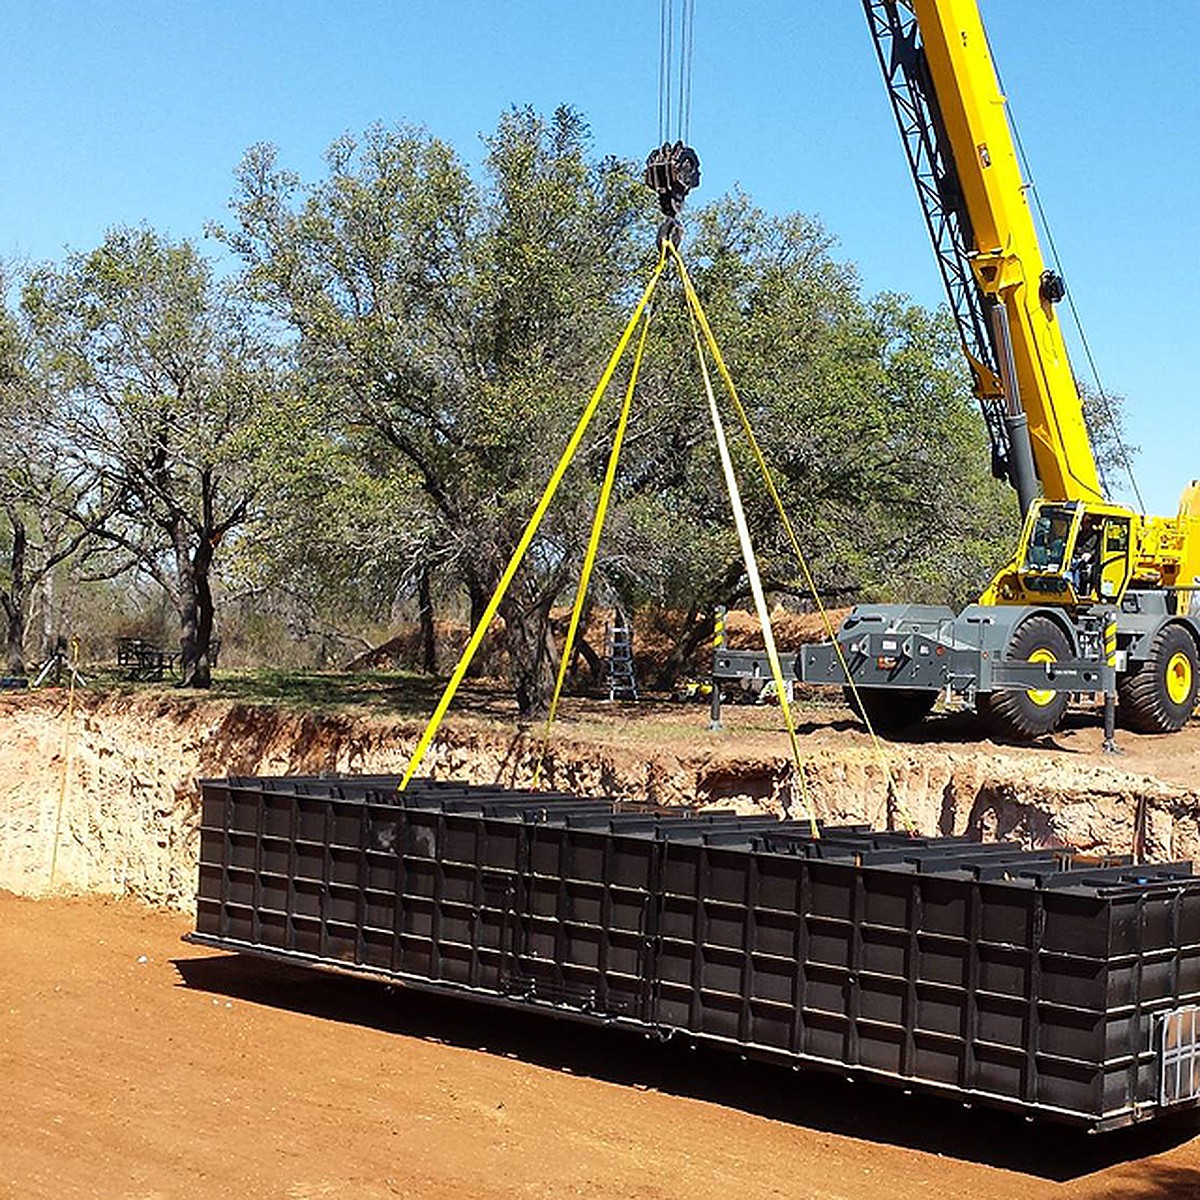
23;227;283;687
217;108;652;714
0;274;113;676
0;281;28;674
1079;380;1140;502
596;195;1012;682
210;97;1027;709
218;110;1016;706
223;395;444;669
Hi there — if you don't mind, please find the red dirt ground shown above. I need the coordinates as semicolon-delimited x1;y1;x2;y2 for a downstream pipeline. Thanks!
3;891;1200;1200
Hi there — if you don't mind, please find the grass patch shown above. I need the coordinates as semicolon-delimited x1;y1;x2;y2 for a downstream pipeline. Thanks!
209;669;435;714
56;665;523;721
37;664;841;748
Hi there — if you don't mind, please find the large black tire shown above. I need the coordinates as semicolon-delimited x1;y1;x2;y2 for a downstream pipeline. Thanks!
844;686;936;735
978;615;1072;740
1118;623;1200;733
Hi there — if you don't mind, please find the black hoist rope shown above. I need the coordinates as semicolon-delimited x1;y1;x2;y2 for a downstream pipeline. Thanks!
657;0;672;144
995;55;1146;513
648;0;701;246
657;0;696;146
676;0;696;145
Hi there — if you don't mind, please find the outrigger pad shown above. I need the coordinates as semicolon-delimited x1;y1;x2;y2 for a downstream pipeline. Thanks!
644;141;701;217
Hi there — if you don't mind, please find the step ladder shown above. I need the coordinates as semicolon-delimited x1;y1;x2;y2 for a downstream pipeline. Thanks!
604;616;639;702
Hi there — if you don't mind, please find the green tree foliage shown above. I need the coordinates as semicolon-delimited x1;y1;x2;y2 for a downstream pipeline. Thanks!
225;394;441;667
0;282;36;674
217;108;653;713
1078;380;1141;502
216;111;1012;708
23;228;282;687
0;110;1151;708
593;196;1012;678
0;273;114;676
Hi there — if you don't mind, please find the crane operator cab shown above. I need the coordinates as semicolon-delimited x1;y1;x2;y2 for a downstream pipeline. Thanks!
989;500;1134;608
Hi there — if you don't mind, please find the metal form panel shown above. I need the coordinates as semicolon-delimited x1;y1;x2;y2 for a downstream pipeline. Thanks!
188;776;1200;1130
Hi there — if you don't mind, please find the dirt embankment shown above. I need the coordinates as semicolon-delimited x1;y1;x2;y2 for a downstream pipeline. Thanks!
1;689;1198;908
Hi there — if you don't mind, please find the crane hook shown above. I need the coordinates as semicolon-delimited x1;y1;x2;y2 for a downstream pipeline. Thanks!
644;141;701;247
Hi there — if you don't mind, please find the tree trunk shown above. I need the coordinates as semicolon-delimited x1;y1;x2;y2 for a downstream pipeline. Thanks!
35;568;55;665
564;596;600;684
418;564;436;675
466;574;488;632
500;596;556;718
572;636;603;684
464;574;489;678
175;521;214;689
192;541;215;687
657;558;752;689
2;517;28;676
656;603;713;690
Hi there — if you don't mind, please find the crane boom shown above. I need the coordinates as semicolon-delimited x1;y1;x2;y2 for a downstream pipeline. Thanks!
786;0;1200;741
865;0;1103;504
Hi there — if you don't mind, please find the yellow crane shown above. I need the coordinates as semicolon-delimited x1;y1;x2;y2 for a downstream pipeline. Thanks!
797;1;1200;739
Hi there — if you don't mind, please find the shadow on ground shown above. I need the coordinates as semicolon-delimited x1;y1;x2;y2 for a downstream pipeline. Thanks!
788;707;1110;751
174;951;1200;1187
1098;1164;1200;1199
876;708;1105;751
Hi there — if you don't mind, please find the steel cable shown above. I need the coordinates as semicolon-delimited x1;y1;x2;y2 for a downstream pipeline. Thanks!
993;51;1146;512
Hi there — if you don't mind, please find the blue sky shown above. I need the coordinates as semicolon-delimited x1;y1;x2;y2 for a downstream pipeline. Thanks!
4;1;1196;515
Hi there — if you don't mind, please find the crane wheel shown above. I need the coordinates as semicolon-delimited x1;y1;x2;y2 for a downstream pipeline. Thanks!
843;686;935;735
978;615;1071;740
1117;623;1200;733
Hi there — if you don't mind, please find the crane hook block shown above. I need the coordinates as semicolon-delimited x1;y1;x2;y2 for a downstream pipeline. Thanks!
644;141;701;218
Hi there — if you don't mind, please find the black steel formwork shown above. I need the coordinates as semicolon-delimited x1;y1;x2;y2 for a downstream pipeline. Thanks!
187;776;1200;1130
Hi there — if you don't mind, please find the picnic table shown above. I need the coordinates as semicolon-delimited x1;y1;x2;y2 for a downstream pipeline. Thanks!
115;637;222;681
115;638;179;681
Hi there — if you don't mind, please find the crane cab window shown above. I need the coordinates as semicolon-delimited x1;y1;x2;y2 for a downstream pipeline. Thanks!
1025;510;1072;572
1098;518;1131;601
1065;513;1131;602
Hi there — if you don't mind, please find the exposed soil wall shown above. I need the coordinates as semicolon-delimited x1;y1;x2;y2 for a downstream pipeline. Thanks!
1;690;1196;908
